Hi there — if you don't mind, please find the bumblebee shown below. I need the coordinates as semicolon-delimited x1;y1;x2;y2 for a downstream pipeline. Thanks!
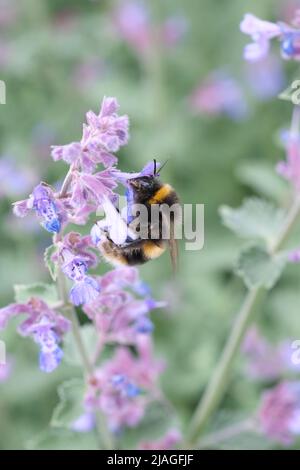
98;161;180;272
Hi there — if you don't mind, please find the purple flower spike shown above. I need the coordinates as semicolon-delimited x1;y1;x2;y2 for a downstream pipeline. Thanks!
13;183;65;233
51;96;129;173
70;276;100;306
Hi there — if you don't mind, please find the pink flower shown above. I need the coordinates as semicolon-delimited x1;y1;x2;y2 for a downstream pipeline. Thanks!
161;16;187;47
240;12;300;62
259;382;300;445
240;14;281;61
242;327;285;380
85;345;163;432
188;72;247;120
113;1;152;55
51;96;129;173
277;136;300;191
83;267;165;345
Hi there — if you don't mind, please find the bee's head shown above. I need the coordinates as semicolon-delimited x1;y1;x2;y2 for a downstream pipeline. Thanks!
127;175;160;199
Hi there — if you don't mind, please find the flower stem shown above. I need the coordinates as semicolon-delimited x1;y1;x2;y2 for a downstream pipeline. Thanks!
56;268;114;449
186;195;300;446
197;418;256;449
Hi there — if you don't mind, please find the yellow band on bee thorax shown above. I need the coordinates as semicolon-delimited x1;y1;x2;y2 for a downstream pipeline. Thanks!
148;184;172;204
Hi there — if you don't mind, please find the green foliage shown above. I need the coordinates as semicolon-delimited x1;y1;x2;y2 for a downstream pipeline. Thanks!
63;325;99;367
236;245;287;289
44;244;59;281
14;282;58;305
0;0;299;451
220;198;285;246
51;379;85;429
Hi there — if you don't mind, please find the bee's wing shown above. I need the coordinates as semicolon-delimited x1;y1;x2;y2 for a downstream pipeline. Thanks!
168;218;178;274
160;211;178;274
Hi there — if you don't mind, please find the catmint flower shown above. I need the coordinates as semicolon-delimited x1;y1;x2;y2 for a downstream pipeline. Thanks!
71;412;96;433
288;248;300;262
161;16;188;48
0;157;34;198
83;267;165;345
85;345;162;432
240;14;281;61
13;183;65;233
258;381;300;445
188;72;247;120
59;232;100;306
113;1;152;56
51;96;129;173
242;327;286;380
276;135;300;191
240;13;300;62
245;55;285;100
139;429;181;450
113;1;187;57
0;298;70;372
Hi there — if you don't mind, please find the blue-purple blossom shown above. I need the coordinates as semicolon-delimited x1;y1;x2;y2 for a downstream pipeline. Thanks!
51;96;129;173
242;327;298;381
13;183;65;233
83;267;165;346
59;233;100;306
188;72;247;120
240;13;300;62
71;412;96;433
0;298;70;373
259;381;300;445
85;343;163;432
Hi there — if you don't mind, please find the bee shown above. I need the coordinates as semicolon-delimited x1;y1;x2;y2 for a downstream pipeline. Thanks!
98;160;180;272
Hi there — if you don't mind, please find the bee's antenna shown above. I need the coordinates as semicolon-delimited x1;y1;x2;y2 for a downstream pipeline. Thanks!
157;159;169;174
153;158;157;175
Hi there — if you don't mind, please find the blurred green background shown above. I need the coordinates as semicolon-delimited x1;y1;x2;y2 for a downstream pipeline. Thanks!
1;0;300;450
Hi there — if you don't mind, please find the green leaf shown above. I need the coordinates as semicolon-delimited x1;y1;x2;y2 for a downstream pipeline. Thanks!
26;428;98;450
51;379;84;429
220;198;285;245
236;245;287;289
63;324;98;367
44;244;58;281
14;282;59;306
236;163;287;203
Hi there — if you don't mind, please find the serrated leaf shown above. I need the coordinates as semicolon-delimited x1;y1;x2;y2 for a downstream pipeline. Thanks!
44;244;58;281
220;198;284;245
14;282;59;306
236;245;287;289
63;324;98;367
51;379;84;429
